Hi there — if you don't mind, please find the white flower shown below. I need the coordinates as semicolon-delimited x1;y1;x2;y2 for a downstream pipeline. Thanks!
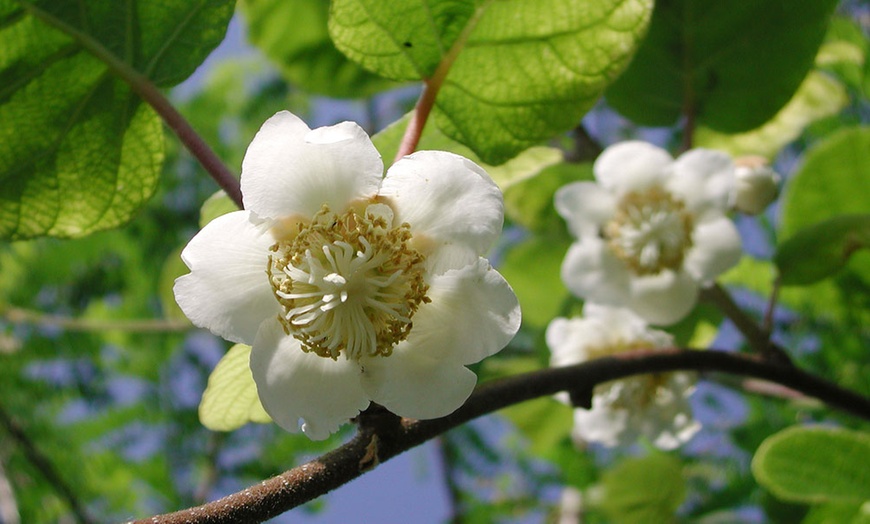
733;155;781;215
555;141;743;325
546;304;700;450
174;111;521;439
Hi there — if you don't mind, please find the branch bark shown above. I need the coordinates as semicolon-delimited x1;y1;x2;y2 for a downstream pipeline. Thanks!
140;348;870;524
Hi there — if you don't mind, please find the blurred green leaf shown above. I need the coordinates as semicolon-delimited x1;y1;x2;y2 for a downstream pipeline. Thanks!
694;70;848;159
606;0;838;131
599;454;686;524
0;0;234;239
752;426;870;504
775;214;870;286
498;235;571;328
199;343;272;431
240;0;394;98
372;113;562;189
198;189;238;228
331;0;652;164
803;502;870;524
781;127;870;239
503;162;592;233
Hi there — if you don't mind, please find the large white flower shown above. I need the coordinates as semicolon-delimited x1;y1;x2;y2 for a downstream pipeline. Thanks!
547;304;700;450
555;141;742;325
174;111;521;439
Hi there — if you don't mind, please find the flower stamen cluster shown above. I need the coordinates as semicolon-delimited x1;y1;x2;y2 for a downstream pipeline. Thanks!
268;204;430;360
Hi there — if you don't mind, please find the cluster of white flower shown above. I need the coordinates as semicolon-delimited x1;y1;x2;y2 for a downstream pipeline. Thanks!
549;141;779;449
174;111;778;447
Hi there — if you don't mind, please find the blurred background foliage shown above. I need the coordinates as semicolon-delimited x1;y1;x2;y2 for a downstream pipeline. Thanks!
0;0;868;522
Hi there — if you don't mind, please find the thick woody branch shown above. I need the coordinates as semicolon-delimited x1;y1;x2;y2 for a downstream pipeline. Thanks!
141;348;870;524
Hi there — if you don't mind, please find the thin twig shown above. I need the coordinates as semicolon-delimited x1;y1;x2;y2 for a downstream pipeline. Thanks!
2;305;192;333
0;404;94;524
0;454;20;524
700;283;790;364
140;348;870;524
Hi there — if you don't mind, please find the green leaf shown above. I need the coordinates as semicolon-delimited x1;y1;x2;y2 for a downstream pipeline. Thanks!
498;235;571;328
781;127;870;239
775;215;870;286
198;189;238;228
606;0;839;131
694;70;848;159
199;343;272;431
752;426;870;504
503;161;592;233
0;0;234;239
371;113;563;189
599;454;686;524
331;0;653;164
240;0;394;98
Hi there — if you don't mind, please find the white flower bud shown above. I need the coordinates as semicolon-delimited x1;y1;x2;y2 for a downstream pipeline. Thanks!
733;156;781;215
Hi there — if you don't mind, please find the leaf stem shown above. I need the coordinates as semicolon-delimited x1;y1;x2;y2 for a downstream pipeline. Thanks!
140;348;870;524
393;2;491;163
18;1;243;208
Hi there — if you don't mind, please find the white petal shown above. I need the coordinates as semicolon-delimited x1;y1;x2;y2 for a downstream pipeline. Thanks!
241;111;383;219
666;149;735;218
249;320;370;439
360;350;477;420
380;151;504;267
572;399;628;447
628;271;699;325
174;211;278;344
594;141;673;194
561;239;632;305
684;217;743;282
403;258;521;365
554;182;616;237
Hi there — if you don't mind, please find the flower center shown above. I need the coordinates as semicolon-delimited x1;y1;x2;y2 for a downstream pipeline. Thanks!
268;204;429;360
604;186;693;275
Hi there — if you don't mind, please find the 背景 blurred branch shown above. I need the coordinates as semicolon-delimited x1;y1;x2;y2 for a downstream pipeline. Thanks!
141;347;870;524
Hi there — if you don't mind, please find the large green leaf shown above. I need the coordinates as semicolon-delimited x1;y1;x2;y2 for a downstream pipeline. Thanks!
331;0;653;164
0;0;234;239
781;127;870;239
775;215;870;286
752;426;870;504
240;0;394;98
606;0;839;131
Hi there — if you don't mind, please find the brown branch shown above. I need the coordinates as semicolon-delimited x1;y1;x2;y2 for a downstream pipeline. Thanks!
140;348;870;524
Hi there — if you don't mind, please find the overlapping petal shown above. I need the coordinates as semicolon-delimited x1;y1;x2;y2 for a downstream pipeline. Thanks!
174;211;278;344
396;258;521;366
241;111;383;220
667;148;735;218
380;152;503;271
684;217;743;282
360;350;477;420
249;320;370;440
554;182;616;237
594;141;672;194
628;271;699;326
561;239;632;305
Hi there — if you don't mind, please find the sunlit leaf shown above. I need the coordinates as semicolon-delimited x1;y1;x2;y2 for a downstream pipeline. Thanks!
371;113;563;189
775;214;870;286
198;189;238;228
606;0;839;131
0;0;234;239
752;426;870;504
498;235;571;328
240;0;394;98
199;343;272;431
331;0;653;164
